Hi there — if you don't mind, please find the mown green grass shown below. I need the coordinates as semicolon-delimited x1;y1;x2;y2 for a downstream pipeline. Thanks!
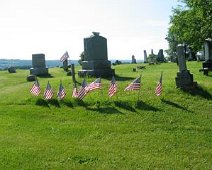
0;62;211;169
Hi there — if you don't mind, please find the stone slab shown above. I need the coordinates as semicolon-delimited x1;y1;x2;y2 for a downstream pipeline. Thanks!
30;67;48;76
78;69;115;77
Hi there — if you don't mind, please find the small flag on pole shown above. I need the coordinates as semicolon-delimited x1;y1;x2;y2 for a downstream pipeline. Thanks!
57;81;66;100
60;51;69;62
77;79;88;100
87;78;101;92
155;72;163;96
30;79;41;96
72;84;78;98
108;76;117;97
44;81;53;100
124;76;141;91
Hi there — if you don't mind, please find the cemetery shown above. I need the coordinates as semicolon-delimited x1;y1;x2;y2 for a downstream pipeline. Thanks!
0;0;211;168
0;56;211;169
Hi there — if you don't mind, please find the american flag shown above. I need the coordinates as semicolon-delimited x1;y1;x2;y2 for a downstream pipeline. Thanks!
87;78;101;92
77;79;89;100
44;81;54;100
155;72;163;96
108;76;117;97
124;76;141;91
30;79;41;96
60;51;69;62
72;84;78;98
57;81;66;100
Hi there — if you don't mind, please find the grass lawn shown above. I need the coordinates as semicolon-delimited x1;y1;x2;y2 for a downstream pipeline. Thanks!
0;61;211;169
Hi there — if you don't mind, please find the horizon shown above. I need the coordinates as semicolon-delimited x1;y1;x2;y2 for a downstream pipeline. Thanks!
0;0;178;60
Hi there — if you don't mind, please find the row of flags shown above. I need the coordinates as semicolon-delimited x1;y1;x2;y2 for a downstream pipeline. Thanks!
30;73;163;100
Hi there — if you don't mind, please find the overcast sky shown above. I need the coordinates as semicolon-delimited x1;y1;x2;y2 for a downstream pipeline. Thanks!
0;0;178;60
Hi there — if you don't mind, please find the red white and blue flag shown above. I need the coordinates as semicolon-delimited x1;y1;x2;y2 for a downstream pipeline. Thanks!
155;72;163;96
44;81;54;100
30;79;41;96
72;84;78;98
108;76;117;97
87;78;101;92
124;76;141;91
60;51;69;62
57;81;66;100
77;79;89;100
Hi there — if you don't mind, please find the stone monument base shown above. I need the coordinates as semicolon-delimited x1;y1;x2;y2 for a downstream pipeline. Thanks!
30;67;49;76
175;70;197;89
78;69;115;77
203;61;212;69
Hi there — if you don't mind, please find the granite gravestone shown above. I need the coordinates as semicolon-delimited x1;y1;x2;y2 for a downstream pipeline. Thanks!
175;44;196;88
157;49;165;62
8;66;16;73
131;55;137;64
201;38;212;75
144;50;148;63
78;32;115;77
30;53;48;76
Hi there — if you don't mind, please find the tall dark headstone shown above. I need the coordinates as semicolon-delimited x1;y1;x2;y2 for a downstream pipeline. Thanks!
78;32;115;77
131;55;136;64
203;38;212;66
175;44;196;88
157;49;165;62
30;53;48;76
144;50;147;63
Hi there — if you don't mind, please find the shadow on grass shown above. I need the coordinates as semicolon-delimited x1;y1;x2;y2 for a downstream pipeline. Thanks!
73;99;88;108
86;106;122;114
135;101;161;112
182;85;212;100
161;99;192;112
48;99;60;108
62;100;74;108
114;101;136;112
35;98;49;108
114;75;135;81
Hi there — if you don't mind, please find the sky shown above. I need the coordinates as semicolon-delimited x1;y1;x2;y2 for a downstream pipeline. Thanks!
0;0;179;60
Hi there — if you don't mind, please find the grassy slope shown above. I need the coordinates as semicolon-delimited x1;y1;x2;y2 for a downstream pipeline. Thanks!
0;62;211;169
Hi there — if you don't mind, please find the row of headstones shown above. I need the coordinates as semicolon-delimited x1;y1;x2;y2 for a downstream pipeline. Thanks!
131;49;165;64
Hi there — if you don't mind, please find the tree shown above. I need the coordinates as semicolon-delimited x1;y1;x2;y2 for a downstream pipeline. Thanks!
166;0;212;55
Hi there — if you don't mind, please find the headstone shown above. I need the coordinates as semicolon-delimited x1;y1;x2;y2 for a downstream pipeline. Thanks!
144;50;148;63
27;75;36;81
175;44;197;89
200;38;212;75
157;49;165;62
8;66;16;73
131;55;137;64
63;59;69;72
204;38;212;62
29;54;48;76
78;32;115;77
